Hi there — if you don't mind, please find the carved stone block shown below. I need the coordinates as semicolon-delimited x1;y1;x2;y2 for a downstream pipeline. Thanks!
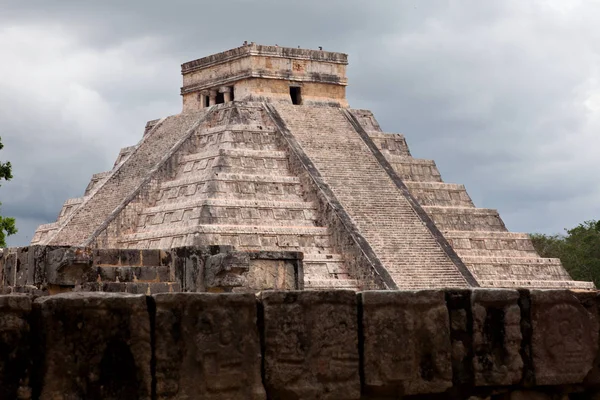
261;290;360;399
361;290;452;396
446;289;474;387
46;246;93;286
471;289;523;386
530;290;599;385
0;295;32;399
153;293;265;399
33;293;152;399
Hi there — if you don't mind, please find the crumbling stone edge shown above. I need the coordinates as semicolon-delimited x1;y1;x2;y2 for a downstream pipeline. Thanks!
0;288;599;399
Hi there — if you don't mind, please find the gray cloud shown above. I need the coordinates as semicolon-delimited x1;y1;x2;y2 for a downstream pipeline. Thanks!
1;0;599;246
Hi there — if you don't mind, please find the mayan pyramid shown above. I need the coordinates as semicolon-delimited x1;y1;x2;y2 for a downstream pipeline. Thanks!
31;43;593;291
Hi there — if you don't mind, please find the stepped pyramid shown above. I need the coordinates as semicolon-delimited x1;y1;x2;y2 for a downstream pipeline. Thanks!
31;43;593;291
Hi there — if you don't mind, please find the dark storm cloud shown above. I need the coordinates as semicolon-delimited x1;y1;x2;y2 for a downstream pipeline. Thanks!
0;0;599;246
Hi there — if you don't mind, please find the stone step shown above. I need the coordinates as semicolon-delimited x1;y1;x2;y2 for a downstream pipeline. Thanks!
112;145;138;168
303;278;361;290
384;156;443;182
181;148;287;163
57;197;85;223
30;223;60;245
176;155;290;180
461;256;562;265
84;171;111;196
81;281;182;294
405;181;474;208
143;198;316;215
423;206;507;232
160;173;300;190
119;224;333;250
478;279;595;289
190;124;282;152
137;200;318;228
154;173;304;205
444;230;539;257
463;256;575;283
366;131;411;157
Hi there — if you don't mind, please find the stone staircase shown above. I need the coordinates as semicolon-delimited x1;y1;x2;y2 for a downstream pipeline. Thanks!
116;103;357;290
272;103;470;289
350;109;594;289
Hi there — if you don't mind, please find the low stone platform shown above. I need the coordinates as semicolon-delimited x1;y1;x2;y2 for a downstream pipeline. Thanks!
0;245;303;295
0;289;599;399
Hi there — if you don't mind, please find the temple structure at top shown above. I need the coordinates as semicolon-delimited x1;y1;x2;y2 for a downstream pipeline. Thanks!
27;43;593;292
180;42;349;111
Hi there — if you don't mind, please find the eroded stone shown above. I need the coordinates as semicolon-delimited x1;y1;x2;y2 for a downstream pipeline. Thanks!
33;292;152;399
261;290;360;399
361;290;452;396
153;293;264;399
0;295;32;399
471;289;523;386
530;290;599;385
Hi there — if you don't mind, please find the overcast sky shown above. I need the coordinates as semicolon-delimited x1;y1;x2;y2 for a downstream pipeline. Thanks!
1;0;599;246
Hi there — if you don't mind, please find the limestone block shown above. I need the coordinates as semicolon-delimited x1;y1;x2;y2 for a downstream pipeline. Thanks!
204;252;250;290
172;246;207;292
530;290;599;385
0;295;32;399
361;290;452;396
446;289;474;386
153;293;264;399
2;248;17;286
45;246;93;286
33;293;152;399
471;289;523;386
261;290;360;399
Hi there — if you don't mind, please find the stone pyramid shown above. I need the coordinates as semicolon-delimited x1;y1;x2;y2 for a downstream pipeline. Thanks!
31;43;593;291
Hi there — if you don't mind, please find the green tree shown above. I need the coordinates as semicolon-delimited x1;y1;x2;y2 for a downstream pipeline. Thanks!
0;137;17;247
530;220;600;287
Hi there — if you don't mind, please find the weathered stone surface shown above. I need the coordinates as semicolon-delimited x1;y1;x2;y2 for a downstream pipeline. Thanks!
204;252;250;291
242;257;299;291
172;246;209;292
361;290;452;396
0;295;32;399
261;290;360;399
153;293;264;399
33;292;152;399
45;246;93;285
530;290;599;385
471;289;523;386
446;289;474;387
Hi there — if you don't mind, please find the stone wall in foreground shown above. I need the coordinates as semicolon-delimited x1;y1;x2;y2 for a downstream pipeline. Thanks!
0;289;599;399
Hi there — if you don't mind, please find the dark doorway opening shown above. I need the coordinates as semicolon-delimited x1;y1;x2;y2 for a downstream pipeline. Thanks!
216;92;225;104
290;86;302;105
229;86;235;101
204;95;210;107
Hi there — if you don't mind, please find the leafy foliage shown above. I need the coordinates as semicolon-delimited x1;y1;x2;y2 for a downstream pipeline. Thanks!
530;220;600;287
0;137;17;247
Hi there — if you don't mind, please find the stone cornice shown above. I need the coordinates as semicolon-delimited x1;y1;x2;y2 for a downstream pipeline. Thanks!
181;44;348;75
180;69;347;95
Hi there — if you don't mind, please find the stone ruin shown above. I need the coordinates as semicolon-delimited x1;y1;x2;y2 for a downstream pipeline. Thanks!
0;289;599;398
0;44;598;399
17;42;591;292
